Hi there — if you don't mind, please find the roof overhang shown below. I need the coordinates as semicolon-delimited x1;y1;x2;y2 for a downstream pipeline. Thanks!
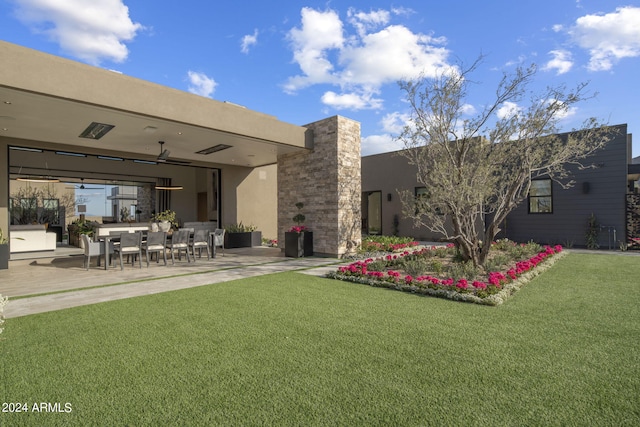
0;41;313;168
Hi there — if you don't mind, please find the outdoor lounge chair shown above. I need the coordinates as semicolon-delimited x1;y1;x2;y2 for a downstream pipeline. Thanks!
113;232;143;270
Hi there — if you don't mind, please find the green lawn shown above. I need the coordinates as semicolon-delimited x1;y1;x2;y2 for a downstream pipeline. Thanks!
1;253;639;426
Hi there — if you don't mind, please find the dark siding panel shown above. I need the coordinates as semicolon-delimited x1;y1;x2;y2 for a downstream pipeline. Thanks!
504;125;628;247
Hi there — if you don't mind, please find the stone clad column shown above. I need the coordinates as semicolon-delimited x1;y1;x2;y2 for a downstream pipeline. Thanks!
277;115;361;258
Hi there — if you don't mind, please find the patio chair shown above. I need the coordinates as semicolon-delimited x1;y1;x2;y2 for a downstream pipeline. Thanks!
81;233;112;270
167;229;192;263
144;231;167;266
189;229;211;260
213;228;225;257
113;232;143;270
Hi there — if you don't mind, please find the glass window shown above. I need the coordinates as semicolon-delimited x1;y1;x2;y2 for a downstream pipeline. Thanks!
529;179;553;213
415;187;443;215
42;198;60;224
367;191;382;235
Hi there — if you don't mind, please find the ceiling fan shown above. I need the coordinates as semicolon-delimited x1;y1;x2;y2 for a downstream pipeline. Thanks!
75;178;104;190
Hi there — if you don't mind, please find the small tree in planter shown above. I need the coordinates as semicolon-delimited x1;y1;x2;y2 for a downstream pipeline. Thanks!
285;202;313;257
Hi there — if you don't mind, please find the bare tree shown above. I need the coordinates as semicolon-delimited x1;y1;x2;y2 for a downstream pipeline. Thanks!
10;184;83;225
397;59;613;267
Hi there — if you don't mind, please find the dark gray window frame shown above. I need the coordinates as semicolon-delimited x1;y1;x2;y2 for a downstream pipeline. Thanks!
528;179;553;214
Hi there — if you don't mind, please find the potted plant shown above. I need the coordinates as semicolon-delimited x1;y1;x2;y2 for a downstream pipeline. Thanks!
153;210;177;232
0;227;8;270
285;202;313;257
224;222;262;248
67;219;96;248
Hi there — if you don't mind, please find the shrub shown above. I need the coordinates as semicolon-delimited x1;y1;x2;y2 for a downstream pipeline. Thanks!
483;254;511;273
367;260;389;272
401;257;431;277
359;235;418;253
447;261;480;281
429;259;444;276
225;222;258;233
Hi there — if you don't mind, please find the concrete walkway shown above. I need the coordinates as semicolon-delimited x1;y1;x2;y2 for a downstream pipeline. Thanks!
0;247;343;319
2;245;637;319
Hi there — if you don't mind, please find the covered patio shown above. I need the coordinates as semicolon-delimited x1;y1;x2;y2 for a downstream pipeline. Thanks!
2;41;363;274
1;40;310;250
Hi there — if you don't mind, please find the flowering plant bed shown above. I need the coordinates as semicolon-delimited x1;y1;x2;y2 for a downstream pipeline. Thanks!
327;240;566;306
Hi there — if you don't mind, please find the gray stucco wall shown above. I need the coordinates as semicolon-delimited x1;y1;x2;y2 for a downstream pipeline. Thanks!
362;152;443;239
361;124;631;247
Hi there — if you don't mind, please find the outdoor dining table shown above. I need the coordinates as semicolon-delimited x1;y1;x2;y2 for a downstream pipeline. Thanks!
99;234;120;270
99;232;144;270
99;229;213;270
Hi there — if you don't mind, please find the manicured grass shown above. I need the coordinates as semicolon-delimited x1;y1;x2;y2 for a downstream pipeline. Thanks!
1;253;639;426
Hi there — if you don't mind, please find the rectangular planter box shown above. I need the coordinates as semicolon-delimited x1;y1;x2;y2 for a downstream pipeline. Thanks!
224;231;262;249
285;231;313;258
0;244;8;270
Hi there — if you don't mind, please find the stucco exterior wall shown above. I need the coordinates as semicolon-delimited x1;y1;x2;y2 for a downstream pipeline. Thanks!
236;164;277;240
277;116;361;257
362;151;446;240
361;124;632;247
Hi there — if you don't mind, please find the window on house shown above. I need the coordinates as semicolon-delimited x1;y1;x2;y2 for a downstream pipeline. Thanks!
43;198;60;224
529;179;553;213
415;187;443;215
366;191;382;235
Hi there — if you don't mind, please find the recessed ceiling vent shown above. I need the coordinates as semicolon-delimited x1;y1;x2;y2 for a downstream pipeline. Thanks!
79;122;115;140
196;144;232;155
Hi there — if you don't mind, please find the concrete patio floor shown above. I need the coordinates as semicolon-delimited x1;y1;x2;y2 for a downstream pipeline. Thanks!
0;246;343;319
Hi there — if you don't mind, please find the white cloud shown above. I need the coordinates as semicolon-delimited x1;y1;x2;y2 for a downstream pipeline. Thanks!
361;133;405;156
496;101;523;120
340;25;450;86
543;49;574;75
241;29;258;54
12;0;143;65
546;99;577;120
360;111;411;155
321;90;383;110
569;6;640;71
380;111;410;134
347;8;390;37
284;8;344;92
459;103;477;116
285;7;452;110
187;71;217;98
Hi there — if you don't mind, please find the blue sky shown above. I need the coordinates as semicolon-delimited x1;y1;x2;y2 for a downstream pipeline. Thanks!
1;0;639;157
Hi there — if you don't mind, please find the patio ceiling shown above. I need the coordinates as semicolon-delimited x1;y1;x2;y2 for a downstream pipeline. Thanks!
0;41;311;168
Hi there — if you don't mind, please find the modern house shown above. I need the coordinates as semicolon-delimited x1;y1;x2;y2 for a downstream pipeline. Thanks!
0;41;361;264
362;124;639;249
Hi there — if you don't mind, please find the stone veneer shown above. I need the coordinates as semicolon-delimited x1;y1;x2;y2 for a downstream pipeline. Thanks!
277;115;361;258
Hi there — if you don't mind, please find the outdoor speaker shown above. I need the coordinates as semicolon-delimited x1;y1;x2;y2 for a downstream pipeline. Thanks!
582;182;590;194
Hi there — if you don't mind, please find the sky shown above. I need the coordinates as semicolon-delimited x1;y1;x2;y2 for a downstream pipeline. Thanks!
1;0;639;157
